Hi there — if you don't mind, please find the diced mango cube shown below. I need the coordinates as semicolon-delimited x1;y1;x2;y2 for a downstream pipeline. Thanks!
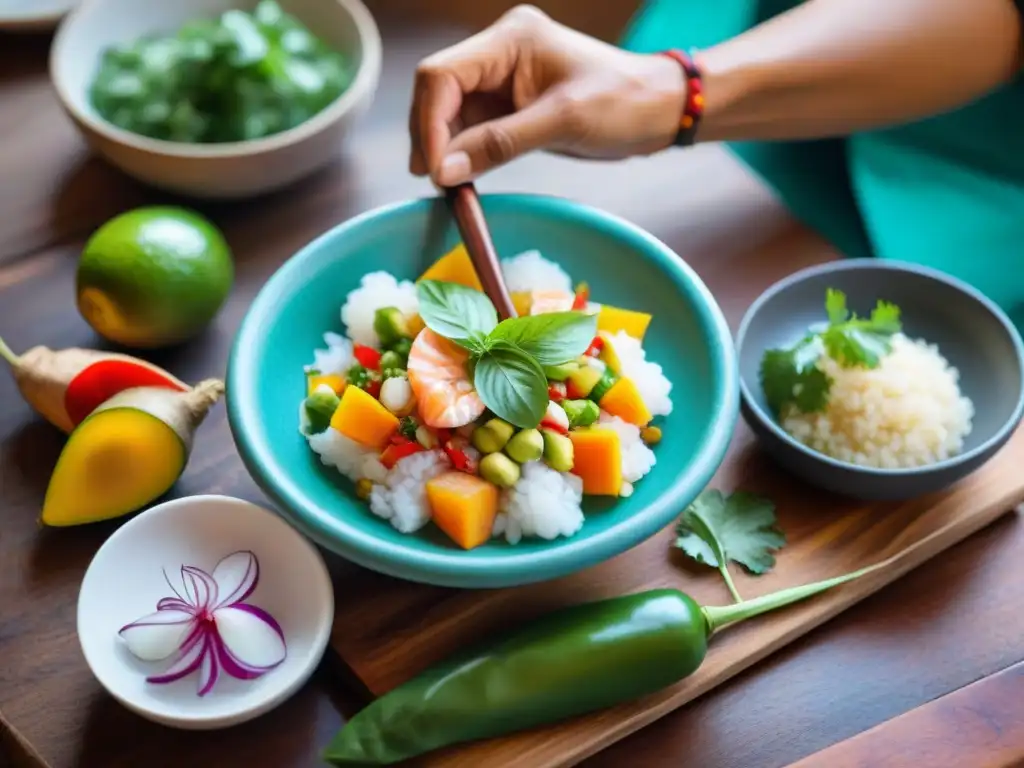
598;377;652;427
569;427;623;496
330;385;399;451
418;243;483;291
597;305;652;340
426;471;499;550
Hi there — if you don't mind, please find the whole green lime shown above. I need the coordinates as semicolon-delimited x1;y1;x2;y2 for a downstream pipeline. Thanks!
77;206;234;349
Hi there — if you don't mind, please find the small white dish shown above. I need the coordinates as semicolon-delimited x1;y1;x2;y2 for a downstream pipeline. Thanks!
0;0;78;31
77;494;334;730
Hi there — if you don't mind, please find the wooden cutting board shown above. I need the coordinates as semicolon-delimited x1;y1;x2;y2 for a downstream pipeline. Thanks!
328;422;1024;768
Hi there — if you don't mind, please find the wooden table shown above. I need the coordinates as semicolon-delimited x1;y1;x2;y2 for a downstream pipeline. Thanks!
2;6;1023;768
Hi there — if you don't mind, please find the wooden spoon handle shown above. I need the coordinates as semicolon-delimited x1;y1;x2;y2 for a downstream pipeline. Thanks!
445;184;518;320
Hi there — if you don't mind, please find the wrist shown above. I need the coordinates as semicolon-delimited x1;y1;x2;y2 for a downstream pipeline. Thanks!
642;54;690;150
656;49;705;147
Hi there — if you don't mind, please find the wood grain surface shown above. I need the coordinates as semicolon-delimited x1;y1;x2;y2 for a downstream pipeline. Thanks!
791;660;1024;768
1;3;1023;768
328;427;1024;767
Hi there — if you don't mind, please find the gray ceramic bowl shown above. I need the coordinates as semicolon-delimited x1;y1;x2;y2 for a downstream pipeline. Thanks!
736;259;1024;500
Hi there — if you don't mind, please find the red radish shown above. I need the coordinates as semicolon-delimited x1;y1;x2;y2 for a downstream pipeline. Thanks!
0;335;187;434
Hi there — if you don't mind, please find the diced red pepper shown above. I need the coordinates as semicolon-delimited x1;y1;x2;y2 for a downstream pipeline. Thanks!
571;282;590;311
547;382;566;402
353;343;382;371
390;433;413;446
444;438;477;474
565;380;586;400
435;428;453;445
584;336;604;357
540;419;569;436
365;378;382;399
380;441;425;469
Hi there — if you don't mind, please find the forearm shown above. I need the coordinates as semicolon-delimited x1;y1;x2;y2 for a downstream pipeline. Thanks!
695;0;1023;142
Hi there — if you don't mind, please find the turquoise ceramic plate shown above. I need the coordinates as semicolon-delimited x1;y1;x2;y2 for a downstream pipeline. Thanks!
227;194;738;588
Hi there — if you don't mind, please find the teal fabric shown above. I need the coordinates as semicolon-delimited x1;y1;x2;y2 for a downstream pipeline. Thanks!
621;0;1024;329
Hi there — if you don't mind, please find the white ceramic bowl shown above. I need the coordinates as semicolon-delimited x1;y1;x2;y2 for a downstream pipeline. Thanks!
49;0;382;199
77;495;334;730
0;0;79;31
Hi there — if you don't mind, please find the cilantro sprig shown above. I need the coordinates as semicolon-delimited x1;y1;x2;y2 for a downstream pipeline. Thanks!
674;489;785;602
415;280;597;428
759;288;902;416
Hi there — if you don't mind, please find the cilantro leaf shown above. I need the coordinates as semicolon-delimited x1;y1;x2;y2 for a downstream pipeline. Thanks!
759;337;831;416
824;287;849;325
674;489;786;602
759;289;902;415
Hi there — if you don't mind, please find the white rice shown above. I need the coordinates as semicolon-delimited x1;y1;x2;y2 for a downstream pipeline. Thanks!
494;461;584;544
605;331;673;417
501;250;573;294
304;249;673;544
368;449;450;533
307;331;354;376
307;428;388;484
781;333;974;468
340;271;419;348
598;412;657;483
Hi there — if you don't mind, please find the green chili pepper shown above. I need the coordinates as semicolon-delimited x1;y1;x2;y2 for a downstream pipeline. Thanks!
323;561;889;765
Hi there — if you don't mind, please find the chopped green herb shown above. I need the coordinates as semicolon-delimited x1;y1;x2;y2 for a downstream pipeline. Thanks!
398;416;418;441
88;0;353;144
759;288;902;416
346;363;378;391
674;489;785;602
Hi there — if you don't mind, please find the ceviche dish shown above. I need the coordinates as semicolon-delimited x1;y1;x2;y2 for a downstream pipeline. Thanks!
298;245;673;550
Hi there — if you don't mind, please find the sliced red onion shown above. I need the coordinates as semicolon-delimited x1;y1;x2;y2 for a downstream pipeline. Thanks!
162;568;187;603
146;631;207;685
181;565;218;610
212;633;266;680
211;550;259;608
214;604;287;670
196;636;219;697
156;597;193;613
118;610;194;662
120;551;286;697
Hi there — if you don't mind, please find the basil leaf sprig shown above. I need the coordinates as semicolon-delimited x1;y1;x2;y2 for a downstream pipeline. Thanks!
416;280;597;427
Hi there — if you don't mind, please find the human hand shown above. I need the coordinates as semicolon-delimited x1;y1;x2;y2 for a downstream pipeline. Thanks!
409;5;688;186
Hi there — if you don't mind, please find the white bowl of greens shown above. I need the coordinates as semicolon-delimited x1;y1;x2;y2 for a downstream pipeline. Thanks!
50;0;382;199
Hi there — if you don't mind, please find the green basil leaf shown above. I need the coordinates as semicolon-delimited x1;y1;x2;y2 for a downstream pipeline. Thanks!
489;311;598;366
474;341;549;428
416;280;498;348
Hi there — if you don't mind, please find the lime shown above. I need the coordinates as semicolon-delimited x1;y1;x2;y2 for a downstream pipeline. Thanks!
77;206;234;349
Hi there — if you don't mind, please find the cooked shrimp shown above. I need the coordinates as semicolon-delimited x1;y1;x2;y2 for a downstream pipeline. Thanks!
407;329;485;428
529;290;574;315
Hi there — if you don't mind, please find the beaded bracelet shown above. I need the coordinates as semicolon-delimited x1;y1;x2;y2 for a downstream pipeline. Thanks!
658;49;705;147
